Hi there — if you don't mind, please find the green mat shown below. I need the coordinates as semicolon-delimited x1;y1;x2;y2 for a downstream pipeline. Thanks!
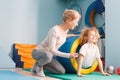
46;72;120;80
0;70;38;80
23;68;120;80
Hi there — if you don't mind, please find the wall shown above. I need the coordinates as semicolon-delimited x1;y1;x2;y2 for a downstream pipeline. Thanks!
0;0;66;68
105;0;120;68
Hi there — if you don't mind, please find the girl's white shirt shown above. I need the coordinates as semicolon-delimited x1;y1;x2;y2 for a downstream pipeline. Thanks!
79;43;101;68
35;25;70;58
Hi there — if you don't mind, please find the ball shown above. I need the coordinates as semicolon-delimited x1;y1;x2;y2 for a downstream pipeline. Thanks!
107;65;115;74
116;67;120;75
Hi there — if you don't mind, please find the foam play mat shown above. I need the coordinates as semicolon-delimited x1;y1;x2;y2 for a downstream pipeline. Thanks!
46;72;120;80
45;72;120;80
0;70;38;80
23;68;120;80
13;43;36;68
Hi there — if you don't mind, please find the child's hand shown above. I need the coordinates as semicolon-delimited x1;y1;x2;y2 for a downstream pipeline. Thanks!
77;73;85;77
70;53;78;58
102;72;110;76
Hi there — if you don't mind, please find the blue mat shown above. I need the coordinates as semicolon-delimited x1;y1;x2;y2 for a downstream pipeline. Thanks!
0;70;38;80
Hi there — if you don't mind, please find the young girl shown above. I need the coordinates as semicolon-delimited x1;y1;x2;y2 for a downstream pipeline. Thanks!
31;9;81;77
77;27;109;77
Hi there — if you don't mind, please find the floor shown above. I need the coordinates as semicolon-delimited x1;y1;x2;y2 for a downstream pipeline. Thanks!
0;68;60;80
1;68;120;80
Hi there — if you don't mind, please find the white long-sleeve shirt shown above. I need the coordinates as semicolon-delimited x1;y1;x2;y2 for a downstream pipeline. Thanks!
35;25;70;58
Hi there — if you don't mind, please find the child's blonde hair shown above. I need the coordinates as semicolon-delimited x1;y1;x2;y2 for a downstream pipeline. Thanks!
80;27;100;45
63;9;80;22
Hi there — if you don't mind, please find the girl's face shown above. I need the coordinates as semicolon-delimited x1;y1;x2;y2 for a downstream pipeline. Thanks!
88;30;98;43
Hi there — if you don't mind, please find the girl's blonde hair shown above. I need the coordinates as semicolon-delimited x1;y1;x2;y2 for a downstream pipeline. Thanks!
63;9;80;22
80;27;100;45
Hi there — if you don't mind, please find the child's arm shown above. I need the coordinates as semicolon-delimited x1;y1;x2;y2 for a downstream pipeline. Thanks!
77;54;85;77
97;58;110;76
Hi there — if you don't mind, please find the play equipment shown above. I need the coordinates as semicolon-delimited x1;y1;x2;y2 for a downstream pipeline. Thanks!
57;36;79;73
107;65;115;74
13;43;36;68
57;36;98;74
85;0;105;36
116;67;120;75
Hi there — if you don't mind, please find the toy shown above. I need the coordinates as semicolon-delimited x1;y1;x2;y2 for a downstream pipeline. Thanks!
107;65;115;74
116;67;120;75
